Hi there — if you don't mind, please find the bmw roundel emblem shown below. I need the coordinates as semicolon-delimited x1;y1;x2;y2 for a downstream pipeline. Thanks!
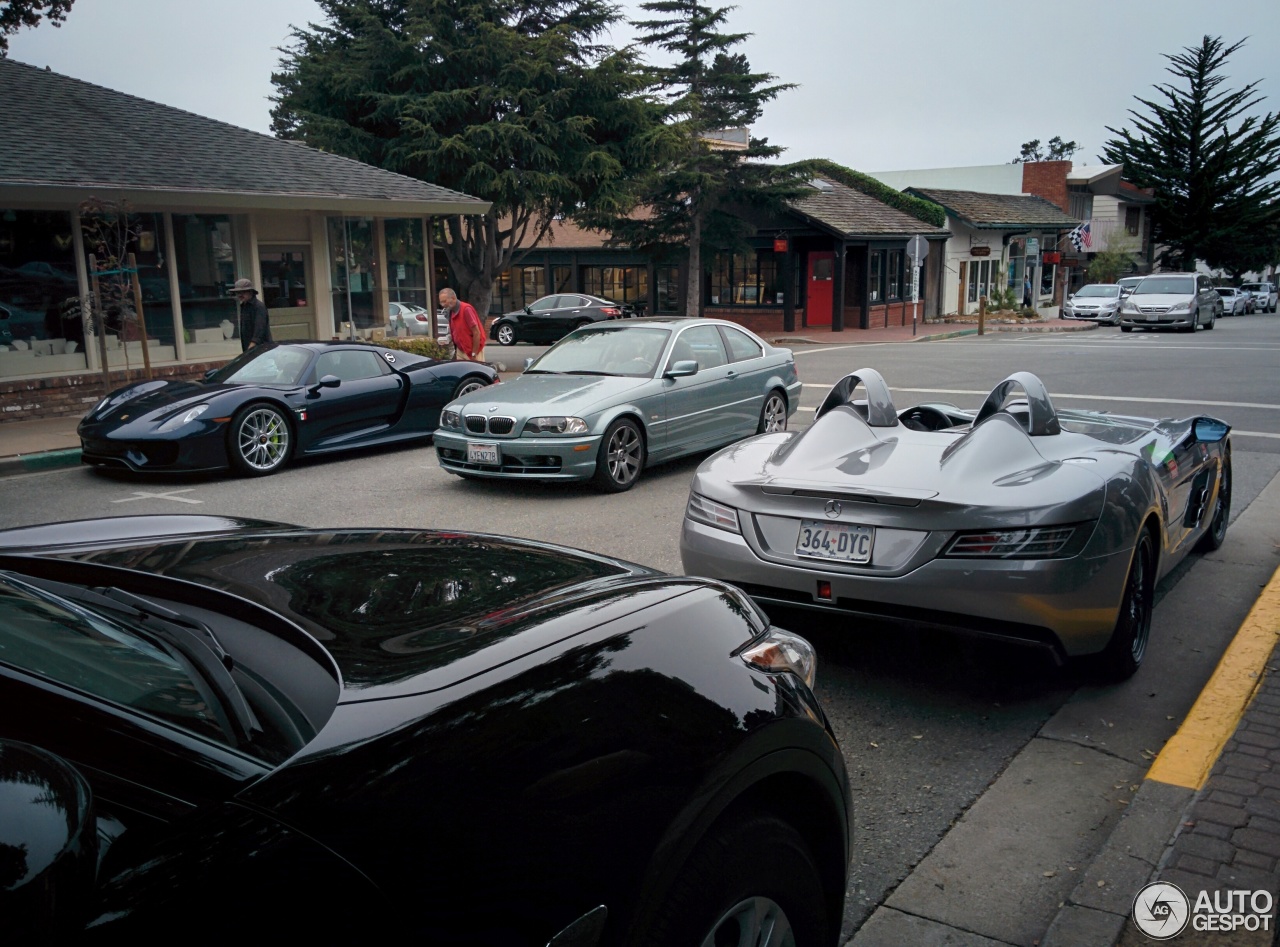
824;500;842;519
489;406;499;412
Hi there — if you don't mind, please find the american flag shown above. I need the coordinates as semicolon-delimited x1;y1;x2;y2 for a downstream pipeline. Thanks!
1068;221;1093;251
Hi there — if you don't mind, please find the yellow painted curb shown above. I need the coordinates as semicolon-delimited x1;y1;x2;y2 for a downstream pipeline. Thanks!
1147;562;1280;790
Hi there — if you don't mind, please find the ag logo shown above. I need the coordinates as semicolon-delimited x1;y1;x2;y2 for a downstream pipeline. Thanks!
1132;881;1189;939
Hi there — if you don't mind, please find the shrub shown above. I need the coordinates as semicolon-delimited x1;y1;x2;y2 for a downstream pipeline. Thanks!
369;336;452;359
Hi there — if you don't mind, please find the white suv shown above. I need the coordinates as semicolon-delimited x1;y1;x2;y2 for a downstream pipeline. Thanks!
1240;281;1277;313
1118;273;1221;333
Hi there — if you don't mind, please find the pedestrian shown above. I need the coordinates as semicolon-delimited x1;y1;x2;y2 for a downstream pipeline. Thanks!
1023;274;1033;309
232;278;272;352
440;287;487;363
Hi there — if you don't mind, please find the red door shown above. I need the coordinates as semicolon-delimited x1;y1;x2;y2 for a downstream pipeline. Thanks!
807;252;834;327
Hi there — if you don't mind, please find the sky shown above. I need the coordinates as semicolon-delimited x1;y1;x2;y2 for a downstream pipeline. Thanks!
7;0;1280;172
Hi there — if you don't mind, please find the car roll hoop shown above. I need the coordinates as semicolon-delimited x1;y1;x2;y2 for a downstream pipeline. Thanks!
814;368;898;426
974;372;1061;436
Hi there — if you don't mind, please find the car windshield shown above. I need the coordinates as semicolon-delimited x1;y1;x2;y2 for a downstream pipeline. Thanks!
1076;285;1119;298
205;344;313;386
528;326;671;377
1240;284;1265;292
1217;288;1236;295
1134;277;1195;295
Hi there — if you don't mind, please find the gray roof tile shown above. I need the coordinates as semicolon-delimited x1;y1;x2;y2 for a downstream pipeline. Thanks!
790;177;948;238
907;188;1079;229
0;59;487;212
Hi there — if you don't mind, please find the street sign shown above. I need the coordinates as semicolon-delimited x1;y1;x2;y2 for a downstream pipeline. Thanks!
906;235;929;262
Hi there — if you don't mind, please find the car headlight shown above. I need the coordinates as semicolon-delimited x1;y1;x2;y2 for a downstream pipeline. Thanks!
685;492;741;533
523;416;589;435
943;525;1078;559
156;404;210;433
739;627;817;689
440;408;461;430
1168;302;1191;314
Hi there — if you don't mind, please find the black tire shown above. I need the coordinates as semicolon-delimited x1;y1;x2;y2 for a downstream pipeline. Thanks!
571;319;592;332
1205;311;1216;330
452;376;489;400
228;403;292;477
1120;325;1133;333
1098;530;1155;681
592;417;644;492
1196;451;1231;552
757;389;788;434
626;812;829;947
495;322;517;346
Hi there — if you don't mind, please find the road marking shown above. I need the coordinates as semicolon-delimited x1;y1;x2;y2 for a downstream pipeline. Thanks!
1147;562;1280;790
799;384;1280;412
112;488;202;505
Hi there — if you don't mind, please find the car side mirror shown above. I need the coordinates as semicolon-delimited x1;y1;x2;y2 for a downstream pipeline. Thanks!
664;359;698;378
309;373;341;394
202;368;218;381
1194;418;1229;444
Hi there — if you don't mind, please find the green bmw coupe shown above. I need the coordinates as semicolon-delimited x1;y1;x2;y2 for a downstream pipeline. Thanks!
433;318;801;491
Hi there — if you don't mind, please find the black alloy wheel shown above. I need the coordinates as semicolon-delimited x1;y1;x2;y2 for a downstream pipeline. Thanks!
1099;530;1155;681
1196;452;1232;552
757;390;788;434
625;811;828;947
495;322;517;346
228;403;292;476
592;418;644;492
452;377;489;400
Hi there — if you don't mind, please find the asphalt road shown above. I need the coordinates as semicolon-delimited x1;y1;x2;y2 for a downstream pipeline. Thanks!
2;313;1278;943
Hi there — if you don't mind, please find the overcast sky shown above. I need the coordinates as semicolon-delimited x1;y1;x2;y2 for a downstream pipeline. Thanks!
8;0;1279;172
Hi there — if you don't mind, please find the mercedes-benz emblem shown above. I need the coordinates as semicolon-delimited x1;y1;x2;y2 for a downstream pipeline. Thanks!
824;500;842;519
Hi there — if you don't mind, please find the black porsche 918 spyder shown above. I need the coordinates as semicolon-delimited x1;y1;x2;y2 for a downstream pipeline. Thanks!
77;342;498;476
0;515;851;946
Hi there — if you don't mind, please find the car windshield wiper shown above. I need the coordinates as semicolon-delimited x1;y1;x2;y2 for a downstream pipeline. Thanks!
523;368;562;375
562;370;612;376
6;573;260;744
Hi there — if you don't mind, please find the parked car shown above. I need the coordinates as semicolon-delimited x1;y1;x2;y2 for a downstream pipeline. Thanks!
1239;281;1277;313
1117;273;1220;333
388;301;430;335
0;515;850;944
1117;276;1144;298
490;293;638;346
78;341;497;476
435;318;802;492
1061;284;1122;324
680;367;1232;681
1214;286;1249;316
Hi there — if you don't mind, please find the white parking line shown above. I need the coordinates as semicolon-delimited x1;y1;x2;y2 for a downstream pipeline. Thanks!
799;384;1280;412
112;488;202;505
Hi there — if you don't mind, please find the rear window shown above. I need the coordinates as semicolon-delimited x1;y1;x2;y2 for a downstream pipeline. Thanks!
1241;284;1267;292
1076;285;1119;298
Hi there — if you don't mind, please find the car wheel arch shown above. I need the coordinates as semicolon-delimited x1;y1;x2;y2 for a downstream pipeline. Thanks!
232;397;298;446
621;746;849;946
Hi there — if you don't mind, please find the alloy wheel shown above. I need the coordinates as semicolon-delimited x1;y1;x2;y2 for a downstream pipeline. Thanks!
237;407;290;472
496;323;516;346
760;393;787;433
606;424;642;486
699;897;796;947
454;378;488;399
1125;540;1152;666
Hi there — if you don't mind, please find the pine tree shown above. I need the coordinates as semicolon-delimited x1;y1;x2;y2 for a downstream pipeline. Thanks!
1101;36;1280;274
271;0;656;316
609;1;807;317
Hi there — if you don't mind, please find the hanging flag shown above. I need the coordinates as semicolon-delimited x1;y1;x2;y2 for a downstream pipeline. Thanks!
1068;221;1093;251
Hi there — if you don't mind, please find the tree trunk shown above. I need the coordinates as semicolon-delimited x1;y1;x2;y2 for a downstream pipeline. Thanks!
685;211;702;318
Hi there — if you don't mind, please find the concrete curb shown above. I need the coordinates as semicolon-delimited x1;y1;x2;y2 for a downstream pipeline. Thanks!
770;322;1099;345
0;448;82;478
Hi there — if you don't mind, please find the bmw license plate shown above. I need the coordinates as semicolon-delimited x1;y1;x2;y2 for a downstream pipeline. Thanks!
795;520;875;563
467;442;499;465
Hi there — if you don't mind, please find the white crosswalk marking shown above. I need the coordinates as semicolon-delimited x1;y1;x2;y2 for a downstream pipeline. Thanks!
112;488;202;505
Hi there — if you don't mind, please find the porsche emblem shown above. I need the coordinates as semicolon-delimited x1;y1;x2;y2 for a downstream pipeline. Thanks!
824;500;842;519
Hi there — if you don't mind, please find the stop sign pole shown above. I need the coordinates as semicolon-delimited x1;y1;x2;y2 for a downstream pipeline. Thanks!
905;235;929;336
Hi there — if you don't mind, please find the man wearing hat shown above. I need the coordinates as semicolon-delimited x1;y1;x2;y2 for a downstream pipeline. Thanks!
232;278;272;352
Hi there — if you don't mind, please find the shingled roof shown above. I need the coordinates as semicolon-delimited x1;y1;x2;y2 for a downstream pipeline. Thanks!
789;177;949;239
0;59;489;216
907;188;1078;230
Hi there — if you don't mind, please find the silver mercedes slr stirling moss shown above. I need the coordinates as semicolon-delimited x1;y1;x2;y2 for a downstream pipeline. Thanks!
680;368;1232;680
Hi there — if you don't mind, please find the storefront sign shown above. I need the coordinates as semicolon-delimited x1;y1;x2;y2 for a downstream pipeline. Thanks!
1042;251;1060;264
970;245;991;257
1026;238;1039;256
773;237;788;254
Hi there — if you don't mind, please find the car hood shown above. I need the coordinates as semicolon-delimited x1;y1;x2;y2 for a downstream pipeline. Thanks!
449;373;651;418
1127;293;1194;307
1068;297;1118;307
80;378;291;427
68;529;660;701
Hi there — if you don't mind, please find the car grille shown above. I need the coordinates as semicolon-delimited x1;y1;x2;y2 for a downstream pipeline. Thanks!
1139;306;1171;314
464;415;516;436
437;448;562;474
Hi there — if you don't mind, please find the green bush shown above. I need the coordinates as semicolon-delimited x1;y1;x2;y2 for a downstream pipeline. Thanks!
802;159;947;228
368;336;452;359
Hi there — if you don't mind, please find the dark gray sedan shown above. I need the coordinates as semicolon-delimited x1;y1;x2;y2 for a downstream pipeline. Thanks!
434;318;801;491
489;293;637;346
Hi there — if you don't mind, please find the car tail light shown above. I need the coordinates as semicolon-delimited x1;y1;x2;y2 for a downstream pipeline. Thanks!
599;307;622;318
740;628;817;689
685;493;741;533
414;313;429;322
944;525;1077;559
816;580;832;600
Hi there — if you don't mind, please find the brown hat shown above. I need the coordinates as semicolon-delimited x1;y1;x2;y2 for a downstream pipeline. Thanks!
231;278;257;295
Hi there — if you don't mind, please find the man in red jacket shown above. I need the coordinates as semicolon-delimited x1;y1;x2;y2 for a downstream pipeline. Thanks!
439;288;486;363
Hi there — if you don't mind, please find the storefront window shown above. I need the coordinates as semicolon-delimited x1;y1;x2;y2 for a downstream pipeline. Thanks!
491;265;545;314
384;218;428;310
582;265;648;305
656;265;679;312
173;214;238;349
868;251;883;303
552;265;573;293
0;209;83;375
328;217;376;333
127;213;174;350
967;262;979;304
1040;260;1056;297
708;252;778;307
887;250;904;300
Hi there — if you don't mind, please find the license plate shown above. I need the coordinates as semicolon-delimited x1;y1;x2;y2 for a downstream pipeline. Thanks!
467;442;499;465
795;520;875;563
1146;310;1160;321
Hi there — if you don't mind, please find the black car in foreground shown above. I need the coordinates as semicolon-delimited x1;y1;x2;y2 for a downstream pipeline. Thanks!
490;293;639;346
78;341;498;476
0;515;850;945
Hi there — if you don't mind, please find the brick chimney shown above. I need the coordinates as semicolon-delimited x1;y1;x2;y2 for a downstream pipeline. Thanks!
1021;160;1071;211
